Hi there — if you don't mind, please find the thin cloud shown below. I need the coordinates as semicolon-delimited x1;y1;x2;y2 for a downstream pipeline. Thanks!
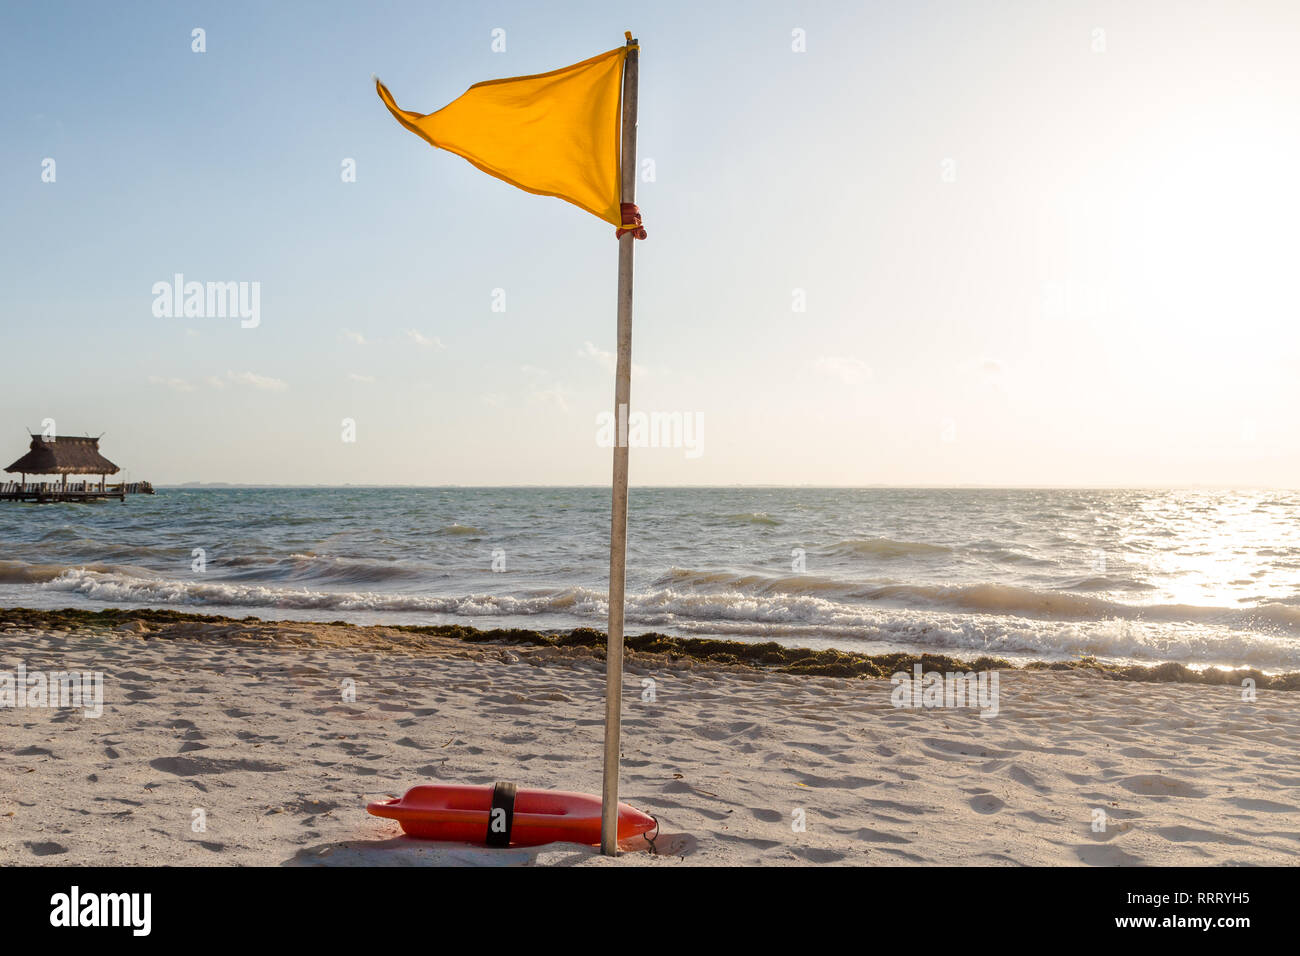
227;370;288;392
147;376;196;392
406;329;446;349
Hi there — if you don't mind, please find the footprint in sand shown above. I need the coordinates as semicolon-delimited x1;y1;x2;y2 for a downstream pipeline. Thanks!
863;797;929;817
920;737;1009;760
1074;843;1142;865
1153;825;1247;844
847;827;911;844
1117;774;1204;798
788;772;878;790
1117;746;1167;759
25;841;67;856
1006;764;1051;793
1226;797;1297;813
149;755;287;776
697;721;766;741
969;794;1005;814
788;846;848;863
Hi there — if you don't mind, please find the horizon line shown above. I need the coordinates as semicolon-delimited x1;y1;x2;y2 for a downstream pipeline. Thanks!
156;482;1300;491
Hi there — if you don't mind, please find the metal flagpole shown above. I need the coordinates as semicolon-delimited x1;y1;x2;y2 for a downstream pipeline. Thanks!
600;32;639;856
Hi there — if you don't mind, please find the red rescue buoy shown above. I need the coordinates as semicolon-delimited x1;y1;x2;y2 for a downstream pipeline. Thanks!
367;783;657;848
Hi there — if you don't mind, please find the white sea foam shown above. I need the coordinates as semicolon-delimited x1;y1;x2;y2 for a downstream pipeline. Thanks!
38;566;1300;669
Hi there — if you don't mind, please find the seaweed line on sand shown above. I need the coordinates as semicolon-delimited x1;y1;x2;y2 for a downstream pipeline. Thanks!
2;606;1298;690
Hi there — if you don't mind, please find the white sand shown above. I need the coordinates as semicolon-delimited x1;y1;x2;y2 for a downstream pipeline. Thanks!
2;618;1298;866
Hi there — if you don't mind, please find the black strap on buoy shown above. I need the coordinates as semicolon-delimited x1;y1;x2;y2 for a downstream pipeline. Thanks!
486;781;517;847
643;814;660;855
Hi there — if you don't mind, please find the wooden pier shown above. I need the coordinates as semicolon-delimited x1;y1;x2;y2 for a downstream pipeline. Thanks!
0;480;154;503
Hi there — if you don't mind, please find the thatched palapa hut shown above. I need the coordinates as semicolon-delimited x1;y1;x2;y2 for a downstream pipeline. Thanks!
2;435;152;501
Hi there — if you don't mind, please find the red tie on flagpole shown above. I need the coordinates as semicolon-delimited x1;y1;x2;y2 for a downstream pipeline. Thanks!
615;202;647;240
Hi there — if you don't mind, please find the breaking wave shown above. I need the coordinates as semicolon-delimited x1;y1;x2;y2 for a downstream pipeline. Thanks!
28;565;1300;669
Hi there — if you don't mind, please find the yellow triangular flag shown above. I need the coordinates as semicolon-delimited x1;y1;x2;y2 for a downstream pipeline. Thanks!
377;46;626;226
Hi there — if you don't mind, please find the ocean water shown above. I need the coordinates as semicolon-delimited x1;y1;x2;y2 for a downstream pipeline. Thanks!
2;487;1299;670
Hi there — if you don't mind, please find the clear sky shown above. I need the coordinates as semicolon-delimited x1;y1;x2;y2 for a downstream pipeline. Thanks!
3;0;1298;486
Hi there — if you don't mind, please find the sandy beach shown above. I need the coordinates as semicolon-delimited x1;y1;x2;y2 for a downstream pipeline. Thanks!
2;612;1297;866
